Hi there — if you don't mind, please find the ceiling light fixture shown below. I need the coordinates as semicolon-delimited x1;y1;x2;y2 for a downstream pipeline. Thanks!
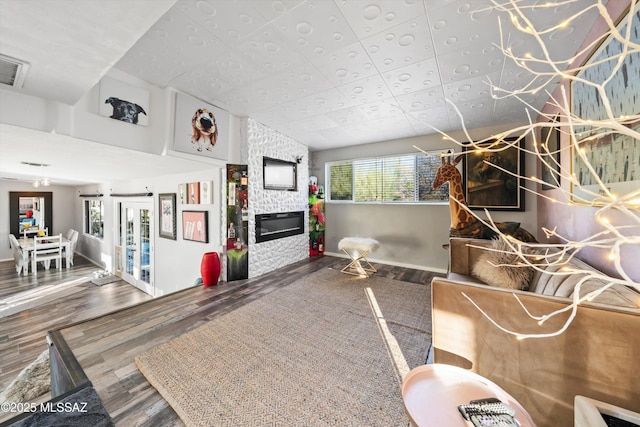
32;178;51;188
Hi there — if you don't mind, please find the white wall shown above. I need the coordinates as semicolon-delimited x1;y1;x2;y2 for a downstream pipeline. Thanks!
311;123;539;273
73;166;224;296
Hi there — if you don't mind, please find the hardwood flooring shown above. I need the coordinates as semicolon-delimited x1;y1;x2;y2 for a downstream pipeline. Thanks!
1;255;443;426
0;256;151;409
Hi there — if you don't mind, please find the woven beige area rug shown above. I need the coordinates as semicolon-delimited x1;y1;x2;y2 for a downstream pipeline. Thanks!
135;268;431;427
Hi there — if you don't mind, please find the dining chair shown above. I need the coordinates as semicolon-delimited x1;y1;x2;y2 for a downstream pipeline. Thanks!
9;234;28;275
64;229;79;267
32;233;63;274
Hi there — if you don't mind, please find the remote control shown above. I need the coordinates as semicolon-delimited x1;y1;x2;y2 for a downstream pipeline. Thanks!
458;398;519;427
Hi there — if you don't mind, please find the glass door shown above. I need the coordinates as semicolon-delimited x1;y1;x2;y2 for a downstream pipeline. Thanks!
121;201;154;295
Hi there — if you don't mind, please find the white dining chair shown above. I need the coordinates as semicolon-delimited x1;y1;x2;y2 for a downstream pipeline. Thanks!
32;233;63;274
9;234;28;275
64;229;79;267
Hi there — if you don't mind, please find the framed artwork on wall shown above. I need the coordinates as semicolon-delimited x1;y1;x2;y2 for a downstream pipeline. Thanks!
463;137;524;211
540;115;561;191
99;76;149;126
159;193;177;240
178;183;187;204
200;180;213;204
182;210;208;243
188;182;200;204
570;2;640;203
173;92;229;161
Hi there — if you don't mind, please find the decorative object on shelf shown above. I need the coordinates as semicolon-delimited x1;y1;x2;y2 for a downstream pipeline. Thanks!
226;164;248;281
200;251;221;287
309;176;325;257
463;137;524;211
158;193;177;240
182;211;208;243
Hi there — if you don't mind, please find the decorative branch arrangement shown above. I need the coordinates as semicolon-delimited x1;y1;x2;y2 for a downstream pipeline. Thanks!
419;0;640;338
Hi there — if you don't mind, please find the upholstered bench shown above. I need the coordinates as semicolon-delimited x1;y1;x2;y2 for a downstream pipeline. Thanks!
338;237;380;278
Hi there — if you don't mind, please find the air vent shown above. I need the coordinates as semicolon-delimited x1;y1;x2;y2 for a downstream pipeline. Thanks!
20;161;50;167
0;54;30;88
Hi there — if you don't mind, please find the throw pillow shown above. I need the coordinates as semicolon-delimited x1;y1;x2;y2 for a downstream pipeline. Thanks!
472;239;535;290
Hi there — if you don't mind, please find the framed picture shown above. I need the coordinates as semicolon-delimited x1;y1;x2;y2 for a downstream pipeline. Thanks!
173;92;229;161
188;182;200;204
200;180;213;204
540;115;561;191
570;2;640;203
463;137;524;211
182;210;208;243
177;184;187;204
99;76;149;126
159;193;177;240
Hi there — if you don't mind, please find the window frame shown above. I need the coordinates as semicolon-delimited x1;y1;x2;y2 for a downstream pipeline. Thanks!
325;151;453;205
84;198;104;239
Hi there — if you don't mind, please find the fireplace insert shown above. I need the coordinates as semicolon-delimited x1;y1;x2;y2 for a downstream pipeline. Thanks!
255;211;304;243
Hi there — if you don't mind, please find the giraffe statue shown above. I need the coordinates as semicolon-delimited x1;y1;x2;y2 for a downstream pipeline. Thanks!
433;152;537;242
433;154;476;230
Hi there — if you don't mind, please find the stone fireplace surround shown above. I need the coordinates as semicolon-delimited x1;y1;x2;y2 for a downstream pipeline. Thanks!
239;118;309;278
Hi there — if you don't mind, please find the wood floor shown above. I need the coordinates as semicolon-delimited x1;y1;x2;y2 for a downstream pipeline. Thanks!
1;255;443;426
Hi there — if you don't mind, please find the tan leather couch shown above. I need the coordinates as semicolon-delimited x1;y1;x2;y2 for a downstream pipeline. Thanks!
432;238;640;427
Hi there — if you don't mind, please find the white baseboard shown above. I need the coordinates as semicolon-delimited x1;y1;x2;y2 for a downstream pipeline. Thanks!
323;251;447;275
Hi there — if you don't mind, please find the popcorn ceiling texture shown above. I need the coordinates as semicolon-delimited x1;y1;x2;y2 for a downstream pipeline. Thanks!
244;118;309;278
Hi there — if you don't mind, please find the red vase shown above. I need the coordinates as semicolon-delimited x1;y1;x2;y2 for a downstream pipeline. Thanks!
201;252;221;287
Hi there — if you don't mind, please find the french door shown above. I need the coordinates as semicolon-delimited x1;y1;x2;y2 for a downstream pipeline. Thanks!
120;201;154;295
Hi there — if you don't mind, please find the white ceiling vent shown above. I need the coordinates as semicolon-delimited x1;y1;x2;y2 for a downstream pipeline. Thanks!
0;54;30;88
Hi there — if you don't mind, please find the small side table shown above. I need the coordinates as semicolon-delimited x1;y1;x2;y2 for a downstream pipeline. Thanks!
402;364;536;426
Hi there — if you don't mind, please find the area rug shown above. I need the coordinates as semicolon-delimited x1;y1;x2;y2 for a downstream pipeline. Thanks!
135;268;432;427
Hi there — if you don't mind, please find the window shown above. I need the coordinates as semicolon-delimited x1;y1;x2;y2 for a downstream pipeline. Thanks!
326;152;451;204
85;199;104;238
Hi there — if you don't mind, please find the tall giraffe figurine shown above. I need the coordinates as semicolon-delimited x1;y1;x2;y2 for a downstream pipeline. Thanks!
432;152;538;242
433;153;476;230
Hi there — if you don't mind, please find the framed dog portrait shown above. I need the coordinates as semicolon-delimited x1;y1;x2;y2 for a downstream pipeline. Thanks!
182;210;208;243
99;76;149;126
159;193;177;240
463;137;524;211
173;92;229;161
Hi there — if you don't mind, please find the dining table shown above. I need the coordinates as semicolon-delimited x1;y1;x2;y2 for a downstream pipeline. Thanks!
17;236;72;274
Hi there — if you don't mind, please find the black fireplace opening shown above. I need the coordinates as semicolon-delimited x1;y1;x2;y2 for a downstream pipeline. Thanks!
255;211;304;243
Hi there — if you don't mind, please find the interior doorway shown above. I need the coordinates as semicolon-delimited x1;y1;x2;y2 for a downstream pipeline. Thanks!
119;201;154;296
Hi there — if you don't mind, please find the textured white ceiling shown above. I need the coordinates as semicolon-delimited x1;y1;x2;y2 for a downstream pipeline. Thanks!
114;0;601;150
0;0;605;184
